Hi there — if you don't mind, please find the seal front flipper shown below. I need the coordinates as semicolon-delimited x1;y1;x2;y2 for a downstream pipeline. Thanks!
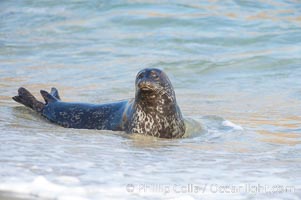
12;87;45;112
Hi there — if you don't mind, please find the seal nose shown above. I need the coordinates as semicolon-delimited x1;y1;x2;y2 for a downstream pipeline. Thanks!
138;80;147;88
138;80;153;91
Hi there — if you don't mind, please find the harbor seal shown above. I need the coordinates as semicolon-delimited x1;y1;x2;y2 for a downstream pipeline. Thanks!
12;68;186;138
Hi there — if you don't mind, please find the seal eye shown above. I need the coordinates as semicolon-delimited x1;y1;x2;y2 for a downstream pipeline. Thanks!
151;71;159;79
137;72;145;79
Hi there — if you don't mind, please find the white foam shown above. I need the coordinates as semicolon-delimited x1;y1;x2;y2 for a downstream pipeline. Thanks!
222;120;244;131
55;176;81;185
0;176;87;200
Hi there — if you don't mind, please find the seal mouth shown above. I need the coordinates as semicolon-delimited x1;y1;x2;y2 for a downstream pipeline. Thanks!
138;81;155;92
139;86;154;91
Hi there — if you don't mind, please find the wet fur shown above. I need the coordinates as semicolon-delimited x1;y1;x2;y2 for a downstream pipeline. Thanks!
12;68;186;138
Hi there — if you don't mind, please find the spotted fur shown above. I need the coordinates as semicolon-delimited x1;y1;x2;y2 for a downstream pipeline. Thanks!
124;68;185;138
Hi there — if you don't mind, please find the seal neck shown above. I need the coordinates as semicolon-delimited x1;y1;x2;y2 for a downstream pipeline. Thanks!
134;90;176;109
129;95;185;138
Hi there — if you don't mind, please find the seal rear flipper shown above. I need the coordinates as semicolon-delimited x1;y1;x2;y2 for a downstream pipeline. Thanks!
12;87;44;112
50;87;61;100
40;90;59;104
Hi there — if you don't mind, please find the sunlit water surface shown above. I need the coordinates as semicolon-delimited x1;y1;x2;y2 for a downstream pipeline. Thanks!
0;0;301;199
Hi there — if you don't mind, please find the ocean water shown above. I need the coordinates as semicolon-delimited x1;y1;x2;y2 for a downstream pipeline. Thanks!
1;0;301;199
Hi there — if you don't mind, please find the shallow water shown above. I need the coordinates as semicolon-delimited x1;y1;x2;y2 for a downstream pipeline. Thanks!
1;0;301;199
